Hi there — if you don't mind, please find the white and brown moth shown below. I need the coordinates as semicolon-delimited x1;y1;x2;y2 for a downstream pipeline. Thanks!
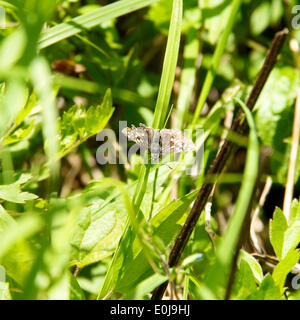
122;123;196;162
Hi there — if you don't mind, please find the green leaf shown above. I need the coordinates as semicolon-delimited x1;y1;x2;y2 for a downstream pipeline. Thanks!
0;214;43;260
59;89;114;158
255;67;299;144
98;189;197;298
254;66;300;184
250;1;270;36
247;274;281;300
0;174;38;204
270;207;288;260
151;0;182;129
197;98;259;299
290;199;300;226
86;89;114;136
270;206;300;260
182;253;204;268
272;249;300;294
0;204;14;230
69;272;86;300
0;29;26;73
192;0;242;126
239;250;263;284
231;259;257;300
250;0;283;36
0;205;35;286
202;0;232;44
71;168;172;268
0;80;27;140
53;75;154;109
99;0;184;300
70;185;128;268
113;190;197;294
175;28;200;129
270;0;284;25
3;121;34;145
123;273;168;300
147;0;201;34
282;222;300;259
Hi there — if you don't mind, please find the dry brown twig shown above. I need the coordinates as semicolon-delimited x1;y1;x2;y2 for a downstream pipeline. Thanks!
151;29;289;300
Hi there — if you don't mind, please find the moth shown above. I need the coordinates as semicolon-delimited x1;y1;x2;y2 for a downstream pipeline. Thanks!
122;123;196;162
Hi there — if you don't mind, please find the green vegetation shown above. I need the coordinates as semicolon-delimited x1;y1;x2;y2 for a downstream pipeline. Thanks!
0;0;299;300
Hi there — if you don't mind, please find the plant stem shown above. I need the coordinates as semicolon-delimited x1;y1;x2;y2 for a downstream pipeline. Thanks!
151;28;288;300
283;89;300;222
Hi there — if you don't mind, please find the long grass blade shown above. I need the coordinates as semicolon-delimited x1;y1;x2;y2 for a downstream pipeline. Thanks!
39;0;160;49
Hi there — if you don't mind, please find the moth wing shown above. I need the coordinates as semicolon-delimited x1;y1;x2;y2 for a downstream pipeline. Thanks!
160;129;196;155
122;124;153;150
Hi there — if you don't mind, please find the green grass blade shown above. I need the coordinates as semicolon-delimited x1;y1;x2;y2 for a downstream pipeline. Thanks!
199;97;259;299
53;74;154;108
38;0;160;49
175;28;200;129
191;0;242;127
133;0;182;213
219;98;259;264
98;0;183;299
151;0;182;129
30;57;60;192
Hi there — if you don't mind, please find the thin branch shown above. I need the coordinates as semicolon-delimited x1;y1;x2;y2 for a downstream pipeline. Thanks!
283;89;300;222
151;28;288;300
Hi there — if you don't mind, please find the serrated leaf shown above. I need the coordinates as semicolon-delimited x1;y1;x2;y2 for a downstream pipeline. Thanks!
272;249;300;294
282;222;300;259
247;274;282;300
290;199;300;226
86;89;114;136
59;89;114;157
3;121;35;145
0;174;38;204
270;205;300;261
15;93;37;126
270;207;288;260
